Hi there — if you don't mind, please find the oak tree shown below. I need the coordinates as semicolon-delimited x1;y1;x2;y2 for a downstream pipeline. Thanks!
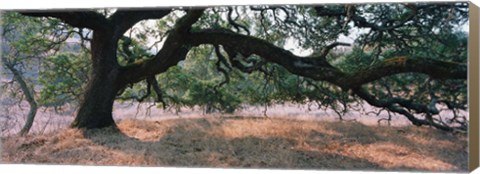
13;3;468;131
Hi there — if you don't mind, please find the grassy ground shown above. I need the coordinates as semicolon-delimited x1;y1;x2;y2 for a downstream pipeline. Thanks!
0;116;468;172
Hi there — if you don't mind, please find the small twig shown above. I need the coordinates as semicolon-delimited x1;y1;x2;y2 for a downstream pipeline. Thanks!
319;42;351;58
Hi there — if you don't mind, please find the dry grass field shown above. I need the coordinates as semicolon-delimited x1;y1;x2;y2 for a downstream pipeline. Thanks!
0;116;468;172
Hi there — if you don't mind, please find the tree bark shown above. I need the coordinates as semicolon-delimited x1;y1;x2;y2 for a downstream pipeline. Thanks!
70;71;119;129
2;53;38;136
70;30;120;129
70;9;203;129
19;102;38;136
5;63;38;136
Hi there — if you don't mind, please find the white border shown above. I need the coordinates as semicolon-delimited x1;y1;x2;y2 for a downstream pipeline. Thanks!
0;0;475;10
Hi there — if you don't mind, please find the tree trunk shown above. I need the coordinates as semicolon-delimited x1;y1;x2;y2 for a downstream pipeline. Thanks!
14;76;38;136
2;55;39;136
19;102;38;136
71;30;121;129
70;71;119;129
4;62;39;136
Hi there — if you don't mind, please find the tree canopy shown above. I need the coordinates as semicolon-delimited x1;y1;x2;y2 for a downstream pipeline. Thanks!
2;2;469;132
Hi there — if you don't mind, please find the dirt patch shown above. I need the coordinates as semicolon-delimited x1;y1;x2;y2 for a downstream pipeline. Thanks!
0;117;468;171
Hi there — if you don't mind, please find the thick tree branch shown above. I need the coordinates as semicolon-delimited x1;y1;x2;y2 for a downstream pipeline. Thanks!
187;29;342;82
20;11;109;30
335;56;467;89
118;9;205;85
185;30;466;90
109;9;171;40
319;42;351;58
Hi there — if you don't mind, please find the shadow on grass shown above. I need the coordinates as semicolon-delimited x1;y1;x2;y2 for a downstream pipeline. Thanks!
322;122;468;171
81;118;420;171
1;116;467;172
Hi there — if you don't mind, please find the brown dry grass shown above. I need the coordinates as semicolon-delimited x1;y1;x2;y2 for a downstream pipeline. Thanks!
0;116;468;171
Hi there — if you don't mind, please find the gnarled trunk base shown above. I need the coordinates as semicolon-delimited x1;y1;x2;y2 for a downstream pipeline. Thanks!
71;73;118;129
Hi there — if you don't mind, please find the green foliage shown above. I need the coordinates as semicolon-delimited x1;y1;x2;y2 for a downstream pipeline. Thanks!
332;47;374;72
2;12;91;109
115;4;468;117
331;30;468;117
38;52;91;107
1;12;58;105
4;3;469;126
118;44;357;115
2;12;53;63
